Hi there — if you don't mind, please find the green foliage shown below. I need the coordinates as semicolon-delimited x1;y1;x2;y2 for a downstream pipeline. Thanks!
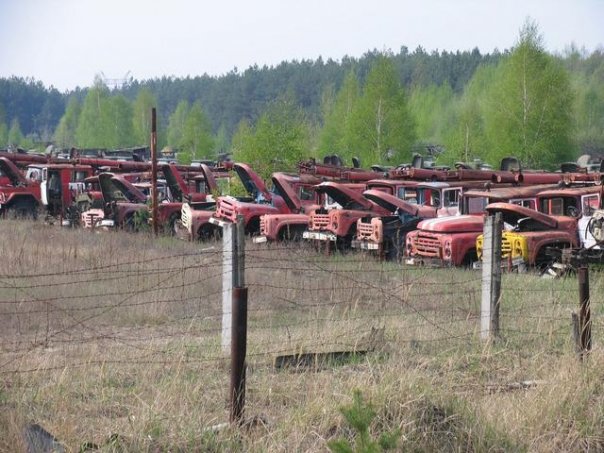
348;55;417;166
167;100;189;151
180;101;214;162
572;57;604;151
75;76;110;148
132;87;157;145
53;96;81;149
319;71;360;163
0;122;7;147
440;64;496;165
8;118;24;147
483;20;575;168
104;94;135;148
328;390;399;453
233;96;311;179
408;83;455;144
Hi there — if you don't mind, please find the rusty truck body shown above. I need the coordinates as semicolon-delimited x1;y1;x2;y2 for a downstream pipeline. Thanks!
302;182;390;250
476;202;579;267
405;184;556;267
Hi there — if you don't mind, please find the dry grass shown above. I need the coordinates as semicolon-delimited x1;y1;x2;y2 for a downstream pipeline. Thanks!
0;219;602;452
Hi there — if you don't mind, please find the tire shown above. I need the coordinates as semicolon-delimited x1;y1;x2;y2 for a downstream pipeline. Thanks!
198;224;222;241
122;215;137;232
9;199;38;220
278;225;305;242
165;213;179;236
461;249;478;268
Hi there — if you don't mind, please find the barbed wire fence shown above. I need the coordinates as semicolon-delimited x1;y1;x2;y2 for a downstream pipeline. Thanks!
0;218;601;429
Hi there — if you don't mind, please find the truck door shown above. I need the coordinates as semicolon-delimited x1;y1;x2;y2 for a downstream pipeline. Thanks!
438;188;461;216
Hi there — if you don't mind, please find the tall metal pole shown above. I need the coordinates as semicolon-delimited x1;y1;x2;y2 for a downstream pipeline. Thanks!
151;108;159;236
230;215;247;424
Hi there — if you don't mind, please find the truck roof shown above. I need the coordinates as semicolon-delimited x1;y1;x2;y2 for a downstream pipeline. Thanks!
463;184;557;200
536;185;603;198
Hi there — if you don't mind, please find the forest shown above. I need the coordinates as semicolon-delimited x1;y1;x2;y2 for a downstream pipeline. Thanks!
0;21;603;173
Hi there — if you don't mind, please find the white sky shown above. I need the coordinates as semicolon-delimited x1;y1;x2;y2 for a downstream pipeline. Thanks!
0;0;602;92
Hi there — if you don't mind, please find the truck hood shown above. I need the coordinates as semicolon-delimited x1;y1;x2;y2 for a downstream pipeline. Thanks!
199;163;218;193
234;163;271;201
363;189;437;218
99;173;147;204
315;182;373;210
418;215;484;233
0;157;29;186
161;163;187;202
485;202;558;229
272;173;302;212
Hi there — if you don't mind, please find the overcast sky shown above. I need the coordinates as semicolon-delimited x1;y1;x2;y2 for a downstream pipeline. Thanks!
1;0;602;92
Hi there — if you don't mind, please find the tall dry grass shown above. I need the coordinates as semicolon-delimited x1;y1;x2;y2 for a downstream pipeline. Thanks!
0;219;602;451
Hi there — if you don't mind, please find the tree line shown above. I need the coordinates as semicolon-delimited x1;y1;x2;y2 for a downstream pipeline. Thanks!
0;20;603;172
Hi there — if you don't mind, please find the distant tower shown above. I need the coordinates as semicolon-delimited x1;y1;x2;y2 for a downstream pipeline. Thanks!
100;70;132;90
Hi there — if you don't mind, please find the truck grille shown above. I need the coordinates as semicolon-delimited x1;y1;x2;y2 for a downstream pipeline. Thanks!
81;209;104;228
414;232;441;257
215;197;237;222
356;219;378;241
259;216;267;236
501;236;512;257
310;213;330;230
181;204;191;232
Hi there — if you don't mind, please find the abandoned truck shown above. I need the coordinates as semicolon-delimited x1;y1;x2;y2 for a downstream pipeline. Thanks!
180;162;287;240
476;202;579;268
209;163;326;235
253;167;390;244
351;181;501;259
86;164;220;232
537;185;602;248
0;157;95;220
0;157;42;218
405;184;557;267
302;182;390;250
352;190;438;260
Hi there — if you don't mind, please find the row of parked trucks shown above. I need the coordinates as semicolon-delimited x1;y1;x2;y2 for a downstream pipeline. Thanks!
2;149;604;270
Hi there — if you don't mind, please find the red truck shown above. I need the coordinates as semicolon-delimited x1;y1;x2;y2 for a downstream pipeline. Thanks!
180;163;277;240
0;158;95;221
0;157;42;219
302;182;390;250
352;190;439;260
351;181;496;258
405;184;556;267
476;202;579;268
209;163;321;235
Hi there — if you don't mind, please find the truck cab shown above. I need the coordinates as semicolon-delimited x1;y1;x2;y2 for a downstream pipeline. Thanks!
537;186;601;248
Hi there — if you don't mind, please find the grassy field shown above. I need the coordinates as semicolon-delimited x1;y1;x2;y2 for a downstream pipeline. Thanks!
0;219;602;452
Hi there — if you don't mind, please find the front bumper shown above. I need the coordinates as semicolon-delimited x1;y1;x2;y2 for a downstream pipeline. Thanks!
351;240;380;250
303;231;337;241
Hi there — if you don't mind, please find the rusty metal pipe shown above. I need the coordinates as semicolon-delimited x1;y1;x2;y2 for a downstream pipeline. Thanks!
151;108;158;236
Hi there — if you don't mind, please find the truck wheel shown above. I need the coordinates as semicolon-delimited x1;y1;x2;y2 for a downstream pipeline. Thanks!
279;225;304;242
461;249;478;268
198;224;222;241
9;200;38;220
123;215;138;232
165;213;179;236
